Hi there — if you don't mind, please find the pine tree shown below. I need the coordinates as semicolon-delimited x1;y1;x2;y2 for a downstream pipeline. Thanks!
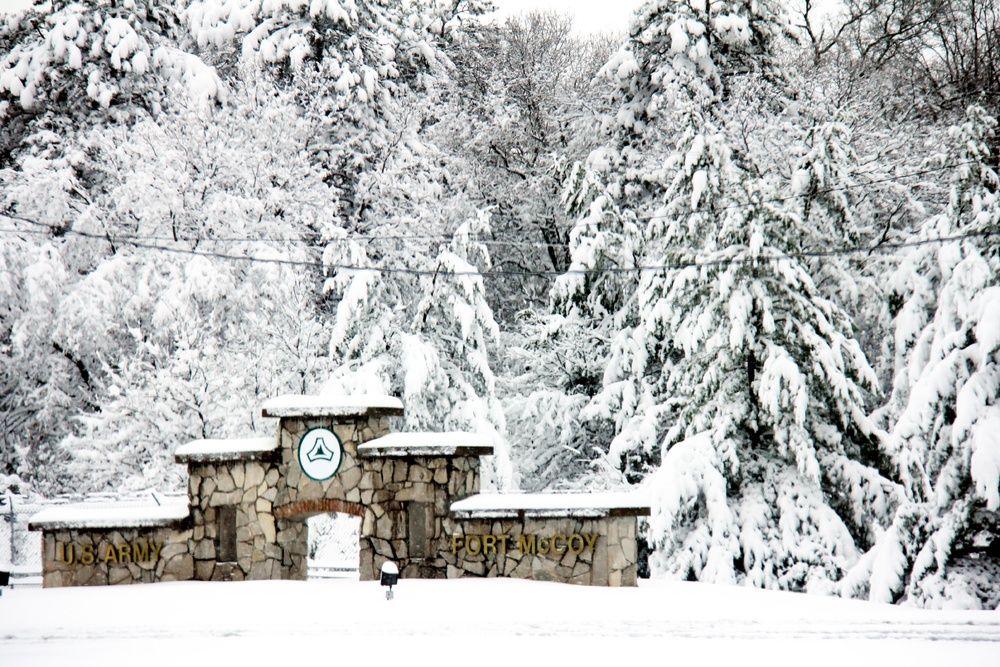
0;0;222;166
547;0;789;478
553;0;896;591
624;121;889;589
548;0;790;417
845;106;1000;608
324;211;514;490
621;0;784;105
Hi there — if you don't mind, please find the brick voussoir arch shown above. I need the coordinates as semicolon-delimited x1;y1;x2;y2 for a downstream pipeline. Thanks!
274;498;365;519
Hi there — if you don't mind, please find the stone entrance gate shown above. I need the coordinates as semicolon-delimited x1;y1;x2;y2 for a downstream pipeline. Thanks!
31;395;649;587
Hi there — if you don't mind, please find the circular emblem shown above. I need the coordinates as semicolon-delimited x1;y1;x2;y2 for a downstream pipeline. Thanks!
297;427;344;481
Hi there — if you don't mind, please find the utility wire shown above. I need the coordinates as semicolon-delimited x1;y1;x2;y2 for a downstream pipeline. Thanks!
0;158;994;278
0;160;977;249
1;220;995;277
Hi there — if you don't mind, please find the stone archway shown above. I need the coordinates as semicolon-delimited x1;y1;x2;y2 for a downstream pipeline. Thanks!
262;401;492;582
306;511;363;579
277;500;365;580
33;395;649;588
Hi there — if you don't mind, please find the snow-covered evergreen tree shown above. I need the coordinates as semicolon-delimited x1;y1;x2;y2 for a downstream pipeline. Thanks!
613;117;891;589
324;211;514;490
501;0;794;493
617;0;784;106
845;106;1000;609
0;0;222;165
539;0;900;591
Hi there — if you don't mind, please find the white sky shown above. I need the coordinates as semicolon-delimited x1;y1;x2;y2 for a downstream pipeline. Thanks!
492;0;643;35
0;0;644;34
0;0;33;14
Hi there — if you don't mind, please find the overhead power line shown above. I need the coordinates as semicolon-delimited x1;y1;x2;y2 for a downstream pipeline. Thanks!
0;157;994;278
1;217;995;278
0;159;977;250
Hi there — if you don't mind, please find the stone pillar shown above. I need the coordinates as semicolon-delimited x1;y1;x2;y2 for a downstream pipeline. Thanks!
260;395;405;581
353;436;493;581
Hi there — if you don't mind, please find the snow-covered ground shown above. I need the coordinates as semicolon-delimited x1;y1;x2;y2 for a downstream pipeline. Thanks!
1;579;998;665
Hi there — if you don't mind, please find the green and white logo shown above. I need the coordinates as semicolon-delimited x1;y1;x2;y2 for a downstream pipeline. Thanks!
297;427;343;481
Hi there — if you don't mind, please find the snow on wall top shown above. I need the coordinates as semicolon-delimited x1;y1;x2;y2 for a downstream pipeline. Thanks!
450;492;651;519
174;436;278;464
28;497;190;531
357;432;494;458
260;394;405;419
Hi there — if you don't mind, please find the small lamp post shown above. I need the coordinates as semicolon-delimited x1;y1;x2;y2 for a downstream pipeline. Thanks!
380;561;399;600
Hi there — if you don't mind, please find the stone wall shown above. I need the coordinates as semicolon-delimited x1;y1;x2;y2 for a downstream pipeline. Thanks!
441;515;638;586
42;526;190;587
354;455;481;581
187;459;283;582
35;399;646;588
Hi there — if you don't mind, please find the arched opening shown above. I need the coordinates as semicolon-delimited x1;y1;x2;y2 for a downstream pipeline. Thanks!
273;499;365;581
307;512;361;580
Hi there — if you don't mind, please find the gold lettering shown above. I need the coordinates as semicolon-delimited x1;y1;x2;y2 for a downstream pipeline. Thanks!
118;543;132;563
57;542;74;565
442;534;597;558
103;544;118;564
132;542;148;562
537;537;550;555
81;544;95;565
150;542;163;562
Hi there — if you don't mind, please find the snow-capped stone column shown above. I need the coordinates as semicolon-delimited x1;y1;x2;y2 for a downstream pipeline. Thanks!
174;436;283;582
260;394;404;580
354;432;495;580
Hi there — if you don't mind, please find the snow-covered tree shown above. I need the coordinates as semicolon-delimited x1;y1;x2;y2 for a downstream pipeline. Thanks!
324;211;514;490
598;110;892;588
0;236;77;493
60;250;330;494
549;0;793;357
845;106;1000;608
607;0;785;125
0;0;222;166
433;11;617;320
497;1;791;493
0;72;335;494
534;0;902;591
183;0;479;229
